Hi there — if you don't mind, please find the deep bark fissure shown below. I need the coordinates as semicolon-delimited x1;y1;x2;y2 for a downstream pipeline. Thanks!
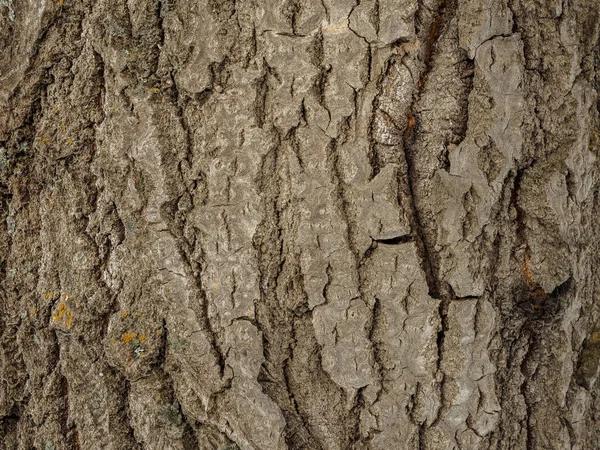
325;128;384;446
253;132;321;449
401;0;454;301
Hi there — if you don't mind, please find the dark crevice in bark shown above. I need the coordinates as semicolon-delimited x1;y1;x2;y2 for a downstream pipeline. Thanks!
326;134;355;261
402;0;462;437
254;69;268;128
60;373;81;450
509;163;570;321
519;277;574;322
209;57;233;92
0;74;47;436
283;0;302;36
122;378;143;449
253;132;319;449
5;72;48;146
0;411;20;446
283;318;330;450
400;135;442;300
374;234;413;245
85;51;122;384
159;321;201;450
419;0;449;87
365;296;385;435
325;127;382;445
445;57;475;170
506;0;518;35
349;386;368;447
510;166;527;247
401;0;455;302
181;422;200;450
287;126;305;171
596;44;600;119
519;329;535;450
159;74;230;382
282;348;314;447
494;331;525;448
417;410;426;450
311;31;331;122
172;221;228;379
157;0;166;49
253;119;357;448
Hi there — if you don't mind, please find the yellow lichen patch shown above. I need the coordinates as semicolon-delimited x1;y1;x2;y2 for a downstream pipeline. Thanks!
44;291;53;299
53;302;67;322
66;137;73;144
134;311;142;317
121;332;137;344
30;307;35;316
120;310;129;318
53;301;74;328
58;0;64;5
139;335;147;343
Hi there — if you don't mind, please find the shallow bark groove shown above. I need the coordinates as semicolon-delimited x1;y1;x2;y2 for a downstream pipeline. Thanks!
1;0;600;449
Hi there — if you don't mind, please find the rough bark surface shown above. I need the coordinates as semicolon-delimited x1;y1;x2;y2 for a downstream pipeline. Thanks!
1;0;599;449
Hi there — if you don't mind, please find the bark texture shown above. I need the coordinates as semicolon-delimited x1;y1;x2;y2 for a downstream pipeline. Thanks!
1;0;600;449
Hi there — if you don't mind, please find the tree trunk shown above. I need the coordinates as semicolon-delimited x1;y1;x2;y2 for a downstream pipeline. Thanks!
1;0;599;449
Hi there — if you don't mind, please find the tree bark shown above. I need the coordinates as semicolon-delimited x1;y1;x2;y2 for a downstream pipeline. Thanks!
1;0;599;449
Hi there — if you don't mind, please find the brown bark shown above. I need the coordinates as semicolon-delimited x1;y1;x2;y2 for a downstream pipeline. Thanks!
1;0;599;449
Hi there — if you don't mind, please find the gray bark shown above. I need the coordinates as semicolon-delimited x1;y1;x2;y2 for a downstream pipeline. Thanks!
0;0;599;449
